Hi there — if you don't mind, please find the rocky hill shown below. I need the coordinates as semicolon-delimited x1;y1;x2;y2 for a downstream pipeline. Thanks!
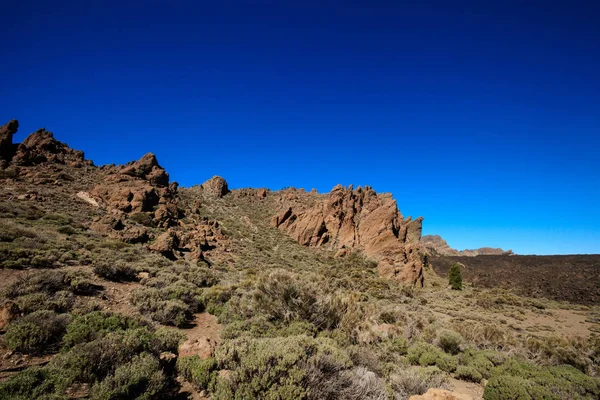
421;235;513;257
1;120;599;400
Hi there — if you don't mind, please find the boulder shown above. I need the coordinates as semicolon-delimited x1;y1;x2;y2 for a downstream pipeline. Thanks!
201;176;229;198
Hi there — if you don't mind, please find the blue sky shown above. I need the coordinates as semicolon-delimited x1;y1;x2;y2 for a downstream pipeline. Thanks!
1;1;599;254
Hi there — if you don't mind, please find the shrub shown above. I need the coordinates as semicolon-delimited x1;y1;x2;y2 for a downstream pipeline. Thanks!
448;263;462;290
390;366;450;398
202;285;234;316
4;311;71;354
89;353;167;400
152;327;186;354
407;342;457;372
485;358;600;399
459;349;501;379
130;212;155;227
177;355;217;390
246;269;351;331
455;365;483;383
130;285;199;327
0;366;68;400
0;220;38;242
93;261;138;282
438;330;463;355
50;328;157;384
62;311;143;349
484;375;532;400
212;335;352;400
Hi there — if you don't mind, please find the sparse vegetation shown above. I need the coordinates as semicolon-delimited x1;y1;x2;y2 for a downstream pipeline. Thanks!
448;262;462;290
0;149;599;400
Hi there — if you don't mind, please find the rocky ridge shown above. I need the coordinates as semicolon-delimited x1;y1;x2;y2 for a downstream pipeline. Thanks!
272;184;426;286
1;119;426;285
421;234;513;257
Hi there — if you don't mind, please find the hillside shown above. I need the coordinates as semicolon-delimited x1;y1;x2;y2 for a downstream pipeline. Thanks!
1;120;600;400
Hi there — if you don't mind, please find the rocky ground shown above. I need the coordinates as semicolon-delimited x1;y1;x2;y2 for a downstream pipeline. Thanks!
431;254;600;305
1;120;600;400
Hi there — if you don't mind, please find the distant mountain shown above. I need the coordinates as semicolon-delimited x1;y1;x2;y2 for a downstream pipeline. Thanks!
421;234;513;256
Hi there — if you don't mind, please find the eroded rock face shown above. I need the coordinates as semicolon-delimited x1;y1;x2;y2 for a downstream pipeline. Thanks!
119;153;169;187
13;128;91;167
272;184;425;286
0;120;19;166
233;188;269;199
201;176;229;198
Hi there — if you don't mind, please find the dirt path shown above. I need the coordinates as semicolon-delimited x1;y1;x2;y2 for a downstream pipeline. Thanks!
178;313;222;359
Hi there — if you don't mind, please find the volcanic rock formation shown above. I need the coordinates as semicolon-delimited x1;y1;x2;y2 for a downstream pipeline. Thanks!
272;184;425;286
0;120;91;169
421;234;513;256
201;176;229;198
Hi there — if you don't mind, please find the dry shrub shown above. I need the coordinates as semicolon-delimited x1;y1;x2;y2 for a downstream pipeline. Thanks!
453;321;514;350
250;269;355;331
390;366;450;400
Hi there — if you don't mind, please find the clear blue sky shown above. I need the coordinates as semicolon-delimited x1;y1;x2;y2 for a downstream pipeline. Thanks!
1;1;599;255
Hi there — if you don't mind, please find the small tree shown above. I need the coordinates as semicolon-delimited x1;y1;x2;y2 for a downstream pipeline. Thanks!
448;263;462;290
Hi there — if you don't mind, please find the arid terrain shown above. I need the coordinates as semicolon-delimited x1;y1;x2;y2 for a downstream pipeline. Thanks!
431;254;600;305
1;120;599;400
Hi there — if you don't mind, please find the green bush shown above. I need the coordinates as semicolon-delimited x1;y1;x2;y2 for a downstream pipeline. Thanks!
130;212;155;227
130;286;198;327
407;342;457;372
62;311;143;349
438;330;463;355
459;349;500;379
455;365;483;383
0;366;68;400
152;327;186;354
4;311;70;354
89;353;167;400
212;335;352;400
177;356;217;390
448;263;462;290
93;261;138;282
484;375;532;400
51;328;158;384
484;358;600;399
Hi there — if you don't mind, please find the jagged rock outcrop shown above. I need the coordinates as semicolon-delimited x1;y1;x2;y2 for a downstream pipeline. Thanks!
0;120;91;169
149;219;229;261
272;184;425;286
119;153;169;186
13;128;91;167
421;234;513;256
90;153;179;227
233;188;269;199
201;176;229;198
0;120;19;166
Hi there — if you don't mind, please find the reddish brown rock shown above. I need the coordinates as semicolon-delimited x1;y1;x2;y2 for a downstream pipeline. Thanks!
421;234;513;257
0;120;19;166
233;188;269;199
201;176;229;198
119;152;169;186
12;128;91;167
272;184;425;286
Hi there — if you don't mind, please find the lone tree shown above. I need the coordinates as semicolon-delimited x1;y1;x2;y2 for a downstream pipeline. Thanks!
448;262;462;290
